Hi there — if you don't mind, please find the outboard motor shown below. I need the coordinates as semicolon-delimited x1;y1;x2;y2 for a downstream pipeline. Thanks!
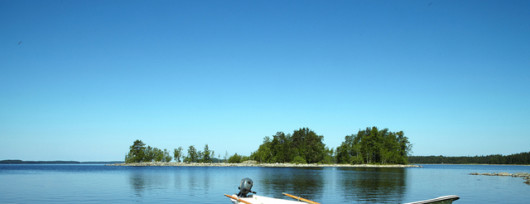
237;178;256;197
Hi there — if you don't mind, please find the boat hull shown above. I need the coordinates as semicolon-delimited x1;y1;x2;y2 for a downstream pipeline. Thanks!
228;194;459;204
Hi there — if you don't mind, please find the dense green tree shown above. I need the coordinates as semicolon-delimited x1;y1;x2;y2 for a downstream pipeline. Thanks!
291;128;326;163
322;147;335;164
292;155;306;164
228;153;242;163
336;127;411;164
184;145;199;163
271;132;293;163
250;136;273;162
336;137;351;164
336;134;363;164
251;128;329;164
201;144;213;163
250;132;289;163
143;146;156;162
396;131;411;164
163;149;172;162
125;140;146;163
197;150;203;162
153;147;164;162
174;147;183;162
360;127;379;163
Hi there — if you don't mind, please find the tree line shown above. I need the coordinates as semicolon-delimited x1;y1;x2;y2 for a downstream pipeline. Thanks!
250;128;334;164
250;127;412;164
409;151;530;164
335;127;411;164
125;140;243;163
125;126;412;164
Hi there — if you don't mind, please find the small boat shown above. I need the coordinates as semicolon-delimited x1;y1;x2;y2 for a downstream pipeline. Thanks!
225;178;459;204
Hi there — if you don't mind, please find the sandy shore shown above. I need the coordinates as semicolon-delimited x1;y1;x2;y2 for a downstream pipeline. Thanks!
107;162;419;168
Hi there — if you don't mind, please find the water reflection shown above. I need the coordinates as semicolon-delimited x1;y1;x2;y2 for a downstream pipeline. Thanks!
126;166;407;203
3;165;529;203
184;167;212;196
257;168;324;200
128;170;171;197
338;167;407;203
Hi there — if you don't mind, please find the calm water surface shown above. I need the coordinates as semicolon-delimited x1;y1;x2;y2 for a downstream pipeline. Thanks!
0;164;528;203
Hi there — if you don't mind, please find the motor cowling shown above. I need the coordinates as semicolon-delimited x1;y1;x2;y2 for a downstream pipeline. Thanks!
237;178;256;197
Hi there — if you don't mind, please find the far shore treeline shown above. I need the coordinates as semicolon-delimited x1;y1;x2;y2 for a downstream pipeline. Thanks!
409;152;530;165
125;127;413;165
0;160;122;164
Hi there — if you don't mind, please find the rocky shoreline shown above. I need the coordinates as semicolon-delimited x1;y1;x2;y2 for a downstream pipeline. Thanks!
470;172;530;185
107;161;419;168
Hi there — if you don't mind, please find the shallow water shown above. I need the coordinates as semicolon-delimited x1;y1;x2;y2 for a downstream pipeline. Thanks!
0;164;528;203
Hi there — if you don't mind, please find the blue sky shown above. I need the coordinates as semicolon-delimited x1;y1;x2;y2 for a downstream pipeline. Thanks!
1;0;529;161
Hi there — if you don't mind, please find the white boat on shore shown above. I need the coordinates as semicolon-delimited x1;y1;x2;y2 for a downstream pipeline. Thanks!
226;178;459;204
226;194;459;204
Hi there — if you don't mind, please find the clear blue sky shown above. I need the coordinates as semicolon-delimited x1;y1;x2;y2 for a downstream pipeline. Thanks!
1;0;529;161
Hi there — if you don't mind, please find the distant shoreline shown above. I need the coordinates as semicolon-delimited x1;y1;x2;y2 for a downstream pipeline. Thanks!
2;160;527;167
107;162;419;168
411;163;530;166
0;160;121;164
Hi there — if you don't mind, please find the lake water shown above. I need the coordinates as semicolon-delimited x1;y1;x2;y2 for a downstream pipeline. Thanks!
0;164;528;203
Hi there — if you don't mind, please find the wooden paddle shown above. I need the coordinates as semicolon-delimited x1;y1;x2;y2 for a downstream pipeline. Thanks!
224;194;253;204
283;193;320;204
